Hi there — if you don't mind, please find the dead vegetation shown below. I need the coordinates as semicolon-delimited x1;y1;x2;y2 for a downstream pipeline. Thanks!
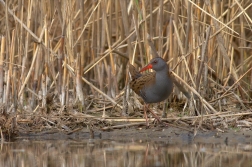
0;0;252;140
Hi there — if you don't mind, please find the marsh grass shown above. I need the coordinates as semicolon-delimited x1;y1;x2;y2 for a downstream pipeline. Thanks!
0;0;251;139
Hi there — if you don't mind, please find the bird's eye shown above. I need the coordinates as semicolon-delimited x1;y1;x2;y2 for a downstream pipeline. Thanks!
153;60;157;64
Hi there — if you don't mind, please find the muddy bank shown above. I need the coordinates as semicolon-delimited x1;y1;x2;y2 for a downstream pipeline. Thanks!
17;126;252;145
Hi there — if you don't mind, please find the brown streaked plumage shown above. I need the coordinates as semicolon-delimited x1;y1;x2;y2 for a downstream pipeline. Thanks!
129;67;155;95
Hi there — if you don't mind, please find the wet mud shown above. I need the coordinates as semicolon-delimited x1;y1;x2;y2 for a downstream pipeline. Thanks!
17;126;252;146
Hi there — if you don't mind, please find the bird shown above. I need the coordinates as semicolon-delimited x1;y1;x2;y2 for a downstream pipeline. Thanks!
129;57;173;126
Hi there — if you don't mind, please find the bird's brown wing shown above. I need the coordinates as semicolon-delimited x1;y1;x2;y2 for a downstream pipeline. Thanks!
129;72;156;95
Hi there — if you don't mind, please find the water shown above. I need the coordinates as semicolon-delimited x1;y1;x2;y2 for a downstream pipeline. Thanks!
1;139;252;167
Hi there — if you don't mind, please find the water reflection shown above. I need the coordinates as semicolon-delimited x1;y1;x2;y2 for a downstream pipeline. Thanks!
0;139;252;167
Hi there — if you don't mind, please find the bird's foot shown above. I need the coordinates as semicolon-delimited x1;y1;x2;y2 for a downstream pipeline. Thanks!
153;117;162;124
146;107;162;124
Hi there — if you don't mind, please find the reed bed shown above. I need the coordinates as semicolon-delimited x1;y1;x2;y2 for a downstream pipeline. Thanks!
0;0;251;139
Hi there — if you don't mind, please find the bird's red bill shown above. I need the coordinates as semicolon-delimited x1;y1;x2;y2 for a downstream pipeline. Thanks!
140;64;153;72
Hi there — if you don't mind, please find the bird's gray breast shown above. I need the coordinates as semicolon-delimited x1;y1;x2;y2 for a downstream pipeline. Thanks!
140;78;173;103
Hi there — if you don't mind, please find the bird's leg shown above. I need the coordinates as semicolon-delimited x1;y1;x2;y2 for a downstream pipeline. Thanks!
146;104;162;123
144;104;149;127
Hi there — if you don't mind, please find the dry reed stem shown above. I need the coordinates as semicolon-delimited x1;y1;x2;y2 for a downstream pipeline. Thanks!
221;67;252;98
188;0;238;35
0;0;39;41
65;62;122;109
195;26;211;92
158;0;164;57
172;71;218;114
76;54;85;106
18;26;45;97
173;21;195;87
0;36;5;103
210;3;252;39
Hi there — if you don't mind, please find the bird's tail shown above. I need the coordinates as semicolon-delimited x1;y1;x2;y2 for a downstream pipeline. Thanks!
129;64;142;80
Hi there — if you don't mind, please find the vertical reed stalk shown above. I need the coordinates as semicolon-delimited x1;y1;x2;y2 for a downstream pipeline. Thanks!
76;54;85;107
0;37;5;103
